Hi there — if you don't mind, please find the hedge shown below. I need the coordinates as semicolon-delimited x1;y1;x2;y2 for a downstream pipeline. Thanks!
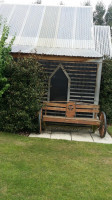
0;56;47;133
100;57;112;124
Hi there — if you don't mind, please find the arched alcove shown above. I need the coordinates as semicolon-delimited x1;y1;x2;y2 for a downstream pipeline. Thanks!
48;65;70;101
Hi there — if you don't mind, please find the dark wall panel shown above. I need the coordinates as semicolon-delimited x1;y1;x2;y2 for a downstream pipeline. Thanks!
40;60;97;104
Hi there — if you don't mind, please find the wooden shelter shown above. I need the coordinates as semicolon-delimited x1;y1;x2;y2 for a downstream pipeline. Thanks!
0;4;111;107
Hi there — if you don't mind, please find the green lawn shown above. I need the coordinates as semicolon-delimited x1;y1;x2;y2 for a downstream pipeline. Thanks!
108;126;112;137
0;132;112;200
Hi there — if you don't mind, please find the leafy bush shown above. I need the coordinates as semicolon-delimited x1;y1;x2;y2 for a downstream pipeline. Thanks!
0;20;15;97
0;56;47;133
100;57;112;124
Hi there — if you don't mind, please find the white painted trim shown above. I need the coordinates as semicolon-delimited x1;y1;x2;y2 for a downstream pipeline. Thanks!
94;61;103;105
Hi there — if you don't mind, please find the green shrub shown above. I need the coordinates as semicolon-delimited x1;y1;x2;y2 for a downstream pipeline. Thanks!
0;56;47;133
100;57;112;124
0;20;15;97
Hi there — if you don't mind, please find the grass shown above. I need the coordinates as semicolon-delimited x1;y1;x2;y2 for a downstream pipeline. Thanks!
108;125;112;137
0;132;112;200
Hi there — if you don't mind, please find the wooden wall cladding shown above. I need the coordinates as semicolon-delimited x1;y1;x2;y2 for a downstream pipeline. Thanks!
40;60;97;108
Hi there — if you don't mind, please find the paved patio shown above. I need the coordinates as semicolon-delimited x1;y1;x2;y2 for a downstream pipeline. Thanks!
29;129;112;144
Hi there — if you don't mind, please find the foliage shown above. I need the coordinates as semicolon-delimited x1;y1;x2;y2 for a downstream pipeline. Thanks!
105;3;112;36
34;0;42;4
0;20;15;98
60;1;64;5
93;1;106;25
108;125;112;136
83;1;91;6
105;3;112;27
0;56;47;133
100;57;112;124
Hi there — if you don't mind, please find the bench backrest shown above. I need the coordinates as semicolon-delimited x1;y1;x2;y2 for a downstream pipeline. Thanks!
43;101;99;118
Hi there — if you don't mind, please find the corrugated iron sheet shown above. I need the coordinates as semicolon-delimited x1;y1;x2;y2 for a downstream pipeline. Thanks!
11;45;34;53
0;4;108;58
94;25;112;57
12;45;102;58
37;6;95;49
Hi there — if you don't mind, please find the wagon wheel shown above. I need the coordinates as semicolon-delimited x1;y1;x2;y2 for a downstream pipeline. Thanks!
99;111;107;138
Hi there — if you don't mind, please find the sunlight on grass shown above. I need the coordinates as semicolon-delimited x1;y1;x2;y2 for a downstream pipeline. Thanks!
0;132;112;200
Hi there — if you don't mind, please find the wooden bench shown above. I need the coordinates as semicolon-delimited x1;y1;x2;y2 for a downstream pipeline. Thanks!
38;101;107;138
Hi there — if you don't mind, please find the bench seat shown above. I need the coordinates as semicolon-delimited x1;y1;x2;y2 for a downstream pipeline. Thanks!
43;115;101;126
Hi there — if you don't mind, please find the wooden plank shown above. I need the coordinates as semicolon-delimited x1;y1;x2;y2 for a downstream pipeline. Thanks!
43;102;66;107
70;83;96;87
12;53;101;63
70;92;94;95
43;116;100;126
66;69;97;73
68;73;96;77
76;104;99;109
70;88;95;91
43;106;66;112
71;101;95;104
44;102;99;106
65;66;97;69
43;101;68;102
76;109;99;113
70;95;94;99
70;98;94;102
70;84;96;87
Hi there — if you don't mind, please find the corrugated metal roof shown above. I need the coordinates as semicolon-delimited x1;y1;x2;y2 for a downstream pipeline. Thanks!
94;25;112;57
35;47;102;57
11;45;102;58
11;45;34;53
0;4;104;58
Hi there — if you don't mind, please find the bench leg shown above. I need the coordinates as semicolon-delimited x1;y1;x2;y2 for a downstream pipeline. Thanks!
40;118;42;133
38;109;42;134
92;125;97;133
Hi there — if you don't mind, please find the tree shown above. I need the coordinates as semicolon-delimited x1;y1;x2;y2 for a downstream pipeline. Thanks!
83;1;91;6
34;0;42;4
105;3;112;27
93;2;106;25
0;20;15;98
105;3;112;35
60;1;64;5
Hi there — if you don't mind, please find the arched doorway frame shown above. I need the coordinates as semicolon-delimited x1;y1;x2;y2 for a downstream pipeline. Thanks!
48;64;71;101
